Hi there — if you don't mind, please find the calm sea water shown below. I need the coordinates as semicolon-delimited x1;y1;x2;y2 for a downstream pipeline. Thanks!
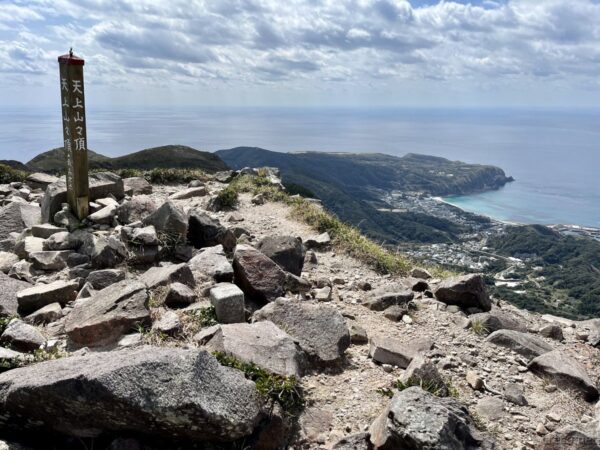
1;106;599;227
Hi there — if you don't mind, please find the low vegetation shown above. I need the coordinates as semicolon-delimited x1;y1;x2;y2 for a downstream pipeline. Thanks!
213;352;304;414
0;163;28;184
377;376;458;399
470;319;489;335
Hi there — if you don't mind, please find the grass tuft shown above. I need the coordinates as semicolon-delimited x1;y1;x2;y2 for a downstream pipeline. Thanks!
213;352;304;414
377;376;458;399
470;319;489;336
0;164;28;184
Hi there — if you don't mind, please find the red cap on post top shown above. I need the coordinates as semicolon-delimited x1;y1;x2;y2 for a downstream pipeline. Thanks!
58;48;84;66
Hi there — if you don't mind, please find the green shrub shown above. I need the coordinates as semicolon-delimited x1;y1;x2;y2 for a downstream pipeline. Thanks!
378;376;456;399
215;185;238;209
213;352;304;414
0;164;28;184
145;168;208;184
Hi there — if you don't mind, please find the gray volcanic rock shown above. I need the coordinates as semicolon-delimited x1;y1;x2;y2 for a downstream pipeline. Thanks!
233;244;286;303
123;177;152;196
31;224;64;239
164;282;197;307
16;279;78;316
0;202;41;240
486;329;553;360
140;263;195;289
528;350;599;401
205;321;304;377
189;244;234;282
0;273;31;316
364;287;414;311
210;283;245;324
400;354;448;396
142;200;187;239
0;347;263;441
369;335;433;369
188;210;236;252
117;195;156;224
169;186;207;200
86;268;126;290
0;319;45;352
253;297;350;367
65;280;150;347
369;387;493;449
257;235;305;276
434;274;491;312
25;172;59;190
24;302;62;325
29;250;72;271
0;251;19;273
331;433;372;450
540;426;600;450
469;309;528;335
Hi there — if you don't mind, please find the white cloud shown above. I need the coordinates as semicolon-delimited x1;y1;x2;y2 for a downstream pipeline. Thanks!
1;0;600;106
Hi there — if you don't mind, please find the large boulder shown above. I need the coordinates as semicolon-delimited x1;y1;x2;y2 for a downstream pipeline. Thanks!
86;268;126;290
69;230;126;269
469;309;527;335
256;236;305;276
0;203;41;240
0;347;263;442
140;263;195;290
41;172;124;223
188;210;236;252
0;273;31;316
205;321;304;378
253;298;350;367
141;200;187;240
117;195;156;224
25;172;59;190
233;245;286;303
123;177;152;196
434;274;491;312
528;350;599;401
486;329;553;360
65;280;150;347
29;250;72;271
400;354;448;396
369;335;433;369
16;279;78;316
369;387;493;449
189;244;234;282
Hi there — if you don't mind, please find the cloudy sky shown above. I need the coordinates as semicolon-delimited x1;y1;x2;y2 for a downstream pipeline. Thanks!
2;0;600;108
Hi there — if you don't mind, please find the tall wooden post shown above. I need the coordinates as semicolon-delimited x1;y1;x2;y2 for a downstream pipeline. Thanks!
58;49;89;220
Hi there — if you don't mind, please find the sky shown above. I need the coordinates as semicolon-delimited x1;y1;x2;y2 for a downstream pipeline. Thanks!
2;0;600;108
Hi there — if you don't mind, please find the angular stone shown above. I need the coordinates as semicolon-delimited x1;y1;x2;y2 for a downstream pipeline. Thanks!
540;426;600;450
486;329;553;360
142;200;187;240
0;273;31;317
189;244;234;282
169;186;207;200
384;305;408;321
349;323;368;345
0;203;41;240
117;195;156;224
31;224;64;239
205;321;304;377
369;335;433;369
53;206;80;230
0;347;263;441
313;286;332;302
130;225;158;246
233;244;286;303
188;210;236;252
16;279;78;315
331;433;372;450
86;268;126;291
70;231;125;269
164;282;197;308
29;250;72;271
253;298;350;367
6;260;36;282
44;231;75;251
304;232;331;249
285;273;312;294
25;172;59;190
256;235;305;276
65;280;150;347
123;177;152;196
410;267;432;280
401;354;448;396
140;263;195;290
210;283;245;324
528;350;599;401
466;370;484;391
434;274;491;312
87;203;117;225
0;251;18;274
504;384;527;406
475;397;505;421
24;302;62;325
580;318;600;347
364;288;414;311
369;387;493;449
14;236;44;259
469;309;528;335
151;310;181;335
539;324;564;341
0;319;45;352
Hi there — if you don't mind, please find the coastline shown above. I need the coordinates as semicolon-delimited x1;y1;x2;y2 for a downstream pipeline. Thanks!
431;195;522;227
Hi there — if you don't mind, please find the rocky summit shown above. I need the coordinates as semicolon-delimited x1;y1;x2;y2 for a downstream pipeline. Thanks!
0;168;598;449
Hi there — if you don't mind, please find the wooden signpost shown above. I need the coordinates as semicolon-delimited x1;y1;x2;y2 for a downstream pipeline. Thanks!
58;49;89;219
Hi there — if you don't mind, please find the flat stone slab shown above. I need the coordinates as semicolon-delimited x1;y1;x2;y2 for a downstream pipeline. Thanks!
16;279;78;316
486;329;553;360
369;335;433;368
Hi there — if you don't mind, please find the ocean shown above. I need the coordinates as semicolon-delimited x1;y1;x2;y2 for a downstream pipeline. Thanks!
1;106;599;227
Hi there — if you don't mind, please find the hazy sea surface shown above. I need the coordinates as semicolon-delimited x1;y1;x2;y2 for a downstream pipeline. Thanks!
1;106;599;227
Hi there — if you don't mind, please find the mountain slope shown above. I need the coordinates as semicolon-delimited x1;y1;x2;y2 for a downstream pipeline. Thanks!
27;145;228;174
216;147;512;245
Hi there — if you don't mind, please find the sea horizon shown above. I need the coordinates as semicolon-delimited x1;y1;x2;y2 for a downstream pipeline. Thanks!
1;106;599;228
